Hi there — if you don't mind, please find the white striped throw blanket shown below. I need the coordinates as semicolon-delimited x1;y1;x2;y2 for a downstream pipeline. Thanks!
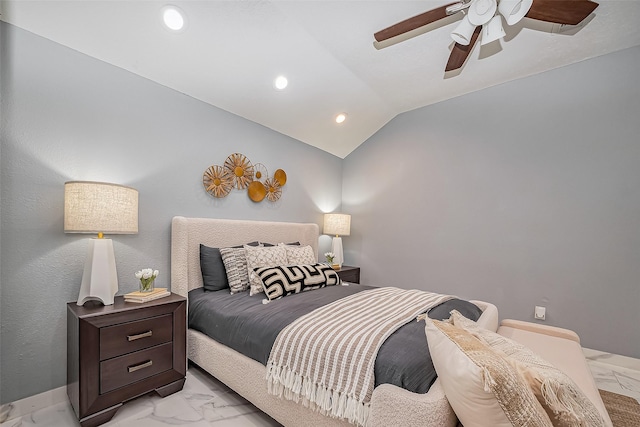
265;287;453;426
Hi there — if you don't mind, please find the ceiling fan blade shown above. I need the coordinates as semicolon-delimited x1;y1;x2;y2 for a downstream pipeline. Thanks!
526;0;598;25
374;2;459;42
445;27;481;72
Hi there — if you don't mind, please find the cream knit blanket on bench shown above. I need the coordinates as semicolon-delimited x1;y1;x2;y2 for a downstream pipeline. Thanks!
265;287;453;426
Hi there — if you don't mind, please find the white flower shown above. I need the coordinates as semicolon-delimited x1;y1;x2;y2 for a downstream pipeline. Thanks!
136;267;159;291
135;268;159;280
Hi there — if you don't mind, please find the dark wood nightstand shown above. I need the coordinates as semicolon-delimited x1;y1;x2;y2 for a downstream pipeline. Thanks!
67;293;186;427
336;265;360;284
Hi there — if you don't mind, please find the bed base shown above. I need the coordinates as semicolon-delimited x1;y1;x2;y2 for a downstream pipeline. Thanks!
188;328;457;427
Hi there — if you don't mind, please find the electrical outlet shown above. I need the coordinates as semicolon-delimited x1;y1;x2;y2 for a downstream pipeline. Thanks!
534;306;546;320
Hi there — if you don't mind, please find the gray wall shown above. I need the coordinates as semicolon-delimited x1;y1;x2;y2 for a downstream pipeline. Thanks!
343;46;640;359
0;22;342;404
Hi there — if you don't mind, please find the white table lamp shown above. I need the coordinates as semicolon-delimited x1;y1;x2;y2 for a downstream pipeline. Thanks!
323;213;351;268
64;181;138;305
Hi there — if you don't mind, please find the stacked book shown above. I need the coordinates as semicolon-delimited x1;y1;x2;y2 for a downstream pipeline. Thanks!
124;288;171;303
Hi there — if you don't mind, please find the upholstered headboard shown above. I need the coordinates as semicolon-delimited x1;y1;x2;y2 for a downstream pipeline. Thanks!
171;216;319;297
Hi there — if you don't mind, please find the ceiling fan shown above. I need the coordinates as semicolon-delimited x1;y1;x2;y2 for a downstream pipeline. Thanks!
374;0;599;73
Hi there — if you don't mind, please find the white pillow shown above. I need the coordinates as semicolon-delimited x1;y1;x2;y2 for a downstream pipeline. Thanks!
279;243;316;265
424;318;553;427
244;245;288;296
449;311;606;427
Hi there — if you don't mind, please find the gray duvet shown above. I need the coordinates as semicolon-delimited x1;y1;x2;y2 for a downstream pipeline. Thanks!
188;284;481;394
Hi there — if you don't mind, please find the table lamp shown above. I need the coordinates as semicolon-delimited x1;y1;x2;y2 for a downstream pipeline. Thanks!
323;213;351;269
64;181;138;305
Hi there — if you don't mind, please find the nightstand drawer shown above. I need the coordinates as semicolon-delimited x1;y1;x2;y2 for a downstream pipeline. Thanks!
100;342;173;394
100;314;173;360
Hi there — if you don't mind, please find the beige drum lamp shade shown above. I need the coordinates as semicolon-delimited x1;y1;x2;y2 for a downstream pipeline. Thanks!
64;181;138;234
323;213;351;237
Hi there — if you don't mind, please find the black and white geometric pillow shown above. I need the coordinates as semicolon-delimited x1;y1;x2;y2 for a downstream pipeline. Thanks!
254;263;341;301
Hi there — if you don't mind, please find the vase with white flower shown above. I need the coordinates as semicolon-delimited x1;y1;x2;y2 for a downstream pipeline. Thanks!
135;268;159;293
324;252;340;270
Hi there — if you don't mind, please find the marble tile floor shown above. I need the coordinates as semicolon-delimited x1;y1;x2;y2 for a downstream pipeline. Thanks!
584;348;640;404
2;352;640;427
0;364;281;427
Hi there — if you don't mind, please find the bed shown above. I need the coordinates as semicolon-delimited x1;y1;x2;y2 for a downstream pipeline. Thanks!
171;216;499;427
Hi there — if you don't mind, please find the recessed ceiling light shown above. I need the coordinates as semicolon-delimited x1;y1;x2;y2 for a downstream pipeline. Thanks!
162;6;185;31
335;113;347;124
274;75;288;90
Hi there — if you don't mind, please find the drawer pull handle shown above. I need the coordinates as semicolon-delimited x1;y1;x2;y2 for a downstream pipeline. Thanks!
128;360;153;373
127;330;152;341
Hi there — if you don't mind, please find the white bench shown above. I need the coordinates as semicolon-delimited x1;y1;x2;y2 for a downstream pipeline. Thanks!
497;319;613;427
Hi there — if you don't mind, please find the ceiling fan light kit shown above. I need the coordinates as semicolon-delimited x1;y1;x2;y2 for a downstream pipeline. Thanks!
481;15;506;45
498;0;534;25
452;16;477;46
375;0;598;73
468;0;498;26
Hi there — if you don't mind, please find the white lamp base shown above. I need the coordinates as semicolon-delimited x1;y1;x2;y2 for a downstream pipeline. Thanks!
77;238;118;305
331;236;344;268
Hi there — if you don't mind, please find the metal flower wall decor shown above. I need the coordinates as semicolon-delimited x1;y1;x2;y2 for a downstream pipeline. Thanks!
203;153;287;203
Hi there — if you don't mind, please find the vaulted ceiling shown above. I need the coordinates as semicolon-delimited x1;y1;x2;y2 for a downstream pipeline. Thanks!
2;1;639;158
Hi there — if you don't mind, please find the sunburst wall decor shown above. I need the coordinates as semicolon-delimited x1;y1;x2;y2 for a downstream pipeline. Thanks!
224;153;254;190
202;153;287;203
203;165;233;198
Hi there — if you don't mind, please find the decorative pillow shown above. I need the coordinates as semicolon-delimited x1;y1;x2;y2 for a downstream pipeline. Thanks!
255;263;341;301
219;247;250;294
203;241;260;293
424;318;553;427
279;243;316;265
200;244;229;291
244;245;288;296
449;311;606;427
